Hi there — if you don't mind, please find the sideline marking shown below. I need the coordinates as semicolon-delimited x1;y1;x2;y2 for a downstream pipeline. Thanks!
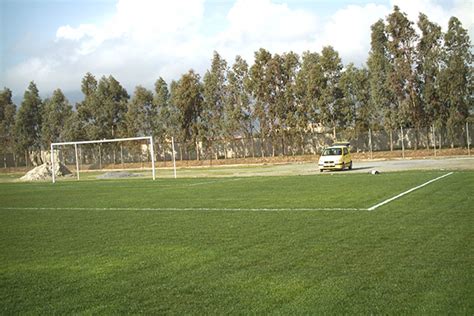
367;172;454;211
0;206;364;212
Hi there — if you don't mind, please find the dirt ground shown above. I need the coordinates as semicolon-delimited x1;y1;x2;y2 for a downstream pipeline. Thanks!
106;147;472;169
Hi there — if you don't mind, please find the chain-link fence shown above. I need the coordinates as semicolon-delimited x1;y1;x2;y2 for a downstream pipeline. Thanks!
1;123;472;169
161;123;472;161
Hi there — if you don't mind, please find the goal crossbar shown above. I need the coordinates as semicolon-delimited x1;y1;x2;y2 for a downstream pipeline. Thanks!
51;136;156;183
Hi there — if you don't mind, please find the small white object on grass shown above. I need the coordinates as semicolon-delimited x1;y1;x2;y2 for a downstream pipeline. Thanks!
371;170;380;175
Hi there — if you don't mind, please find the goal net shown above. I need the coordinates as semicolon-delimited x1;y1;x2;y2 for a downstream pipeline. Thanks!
50;136;174;183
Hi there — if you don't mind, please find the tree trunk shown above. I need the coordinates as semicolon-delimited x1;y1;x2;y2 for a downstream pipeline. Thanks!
281;134;286;156
426;127;431;150
300;133;305;155
197;141;202;161
251;136;255;158
312;133;318;155
162;144;166;167
389;130;393;152
414;128;419;151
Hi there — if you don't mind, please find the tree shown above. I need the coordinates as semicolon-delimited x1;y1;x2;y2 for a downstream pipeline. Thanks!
295;51;324;153
249;48;272;156
439;17;472;146
340;64;370;132
367;19;395;135
14;81;43;165
226;56;253;156
153;77;171;141
77;73;99;140
0;88;16;167
202;51;228;158
417;13;443;123
266;53;285;156
77;73;129;140
96;75;129;139
386;6;420;134
416;13;443;147
124;86;154;137
171;70;203;159
273;52;300;155
41;89;74;145
319;46;343;139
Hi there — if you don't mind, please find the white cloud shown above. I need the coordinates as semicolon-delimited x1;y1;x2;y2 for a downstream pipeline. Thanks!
56;24;97;41
392;0;474;40
315;3;389;66
216;0;320;62
3;0;473;100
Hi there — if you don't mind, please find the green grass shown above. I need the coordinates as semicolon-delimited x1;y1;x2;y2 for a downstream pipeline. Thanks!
0;171;473;314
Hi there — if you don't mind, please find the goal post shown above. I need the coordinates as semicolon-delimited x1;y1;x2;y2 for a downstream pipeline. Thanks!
51;136;158;183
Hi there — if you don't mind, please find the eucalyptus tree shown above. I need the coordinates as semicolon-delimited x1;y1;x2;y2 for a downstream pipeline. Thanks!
153;77;175;144
14;81;43;165
202;51;228;158
226;55;253;156
339;64;370;133
439;17;472;146
266;53;285;155
41;89;74;145
77;74;129;140
124;86;154;137
96;75;129;139
0;88;16;167
319;46;344;139
367;19;395;137
416;13;443;147
76;73;99;140
386;6;420;136
278;52;300;155
295;51;324;153
171;70;203;159
249;48;272;157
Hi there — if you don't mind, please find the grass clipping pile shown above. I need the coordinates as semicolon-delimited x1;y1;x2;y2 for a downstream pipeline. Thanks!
20;162;72;181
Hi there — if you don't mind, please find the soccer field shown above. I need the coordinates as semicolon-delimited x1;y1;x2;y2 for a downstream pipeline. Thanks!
0;171;473;314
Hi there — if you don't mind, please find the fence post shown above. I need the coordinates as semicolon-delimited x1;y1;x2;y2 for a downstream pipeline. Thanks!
467;122;471;156
368;128;373;160
400;126;405;159
172;137;177;179
75;144;80;180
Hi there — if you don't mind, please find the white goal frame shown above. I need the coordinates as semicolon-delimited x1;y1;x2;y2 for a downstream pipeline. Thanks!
50;136;157;183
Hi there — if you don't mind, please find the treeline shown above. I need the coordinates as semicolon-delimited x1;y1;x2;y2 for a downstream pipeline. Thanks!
0;6;472;162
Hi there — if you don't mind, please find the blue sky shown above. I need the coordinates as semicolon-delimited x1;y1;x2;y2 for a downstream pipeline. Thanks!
1;0;472;104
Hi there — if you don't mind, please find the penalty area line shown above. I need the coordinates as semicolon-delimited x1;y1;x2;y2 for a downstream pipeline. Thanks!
0;206;365;212
367;172;454;211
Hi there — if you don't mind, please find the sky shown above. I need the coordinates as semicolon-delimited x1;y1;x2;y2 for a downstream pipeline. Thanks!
1;0;473;104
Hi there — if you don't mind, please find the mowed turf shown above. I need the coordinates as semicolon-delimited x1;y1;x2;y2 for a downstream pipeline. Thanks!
0;171;472;314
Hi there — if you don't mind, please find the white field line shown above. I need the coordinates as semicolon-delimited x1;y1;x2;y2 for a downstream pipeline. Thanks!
186;178;243;186
367;172;454;211
0;206;365;212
